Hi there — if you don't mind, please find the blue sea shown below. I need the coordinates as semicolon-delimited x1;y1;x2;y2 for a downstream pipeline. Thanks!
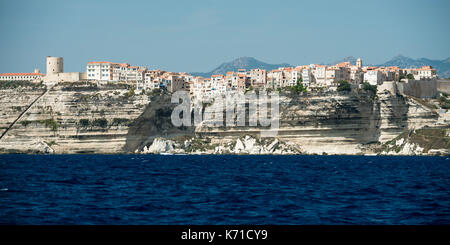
0;155;449;225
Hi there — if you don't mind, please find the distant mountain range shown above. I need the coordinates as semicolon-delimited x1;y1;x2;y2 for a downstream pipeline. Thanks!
379;55;450;78
190;57;292;78
191;55;450;78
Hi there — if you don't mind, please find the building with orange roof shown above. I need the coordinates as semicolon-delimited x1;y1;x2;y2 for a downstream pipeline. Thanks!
0;70;45;82
87;61;147;82
138;69;186;93
412;66;438;80
248;68;267;88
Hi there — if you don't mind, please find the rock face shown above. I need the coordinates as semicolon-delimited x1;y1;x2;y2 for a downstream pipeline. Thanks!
196;89;443;155
0;82;148;153
123;93;195;152
0;87;46;134
0;82;448;155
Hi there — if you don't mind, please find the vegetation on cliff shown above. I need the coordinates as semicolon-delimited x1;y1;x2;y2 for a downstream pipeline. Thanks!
0;80;44;89
337;80;351;92
19;118;59;131
439;93;450;109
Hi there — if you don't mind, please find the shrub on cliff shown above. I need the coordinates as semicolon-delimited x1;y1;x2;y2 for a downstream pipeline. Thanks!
362;82;377;94
60;81;99;91
439;96;450;109
40;119;58;131
337;80;351;92
20;120;33;127
104;82;131;90
285;78;307;94
124;88;135;97
79;119;90;128
245;86;253;94
150;88;162;96
0;80;44;89
91;118;108;128
111;118;131;126
399;74;415;81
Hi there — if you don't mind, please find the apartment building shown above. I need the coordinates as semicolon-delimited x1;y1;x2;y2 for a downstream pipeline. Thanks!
211;74;227;95
138;70;164;91
301;68;313;87
247;69;267;88
413;66;438;80
292;67;303;85
86;61;147;82
266;69;280;88
284;67;300;87
86;61;115;81
314;66;327;86
224;71;246;91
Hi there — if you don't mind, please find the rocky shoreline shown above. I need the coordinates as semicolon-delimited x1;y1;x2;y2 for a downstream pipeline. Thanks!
134;133;449;156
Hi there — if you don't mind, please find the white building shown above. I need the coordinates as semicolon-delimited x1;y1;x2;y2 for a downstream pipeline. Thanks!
191;77;213;100
86;61;114;81
86;61;147;82
290;68;302;86
0;70;45;82
364;70;383;85
301;68;313;87
211;74;226;95
314;66;327;86
415;66;438;80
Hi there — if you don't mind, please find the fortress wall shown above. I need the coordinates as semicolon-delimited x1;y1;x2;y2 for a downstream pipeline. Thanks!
43;72;83;83
397;79;437;98
378;81;398;94
437;80;450;94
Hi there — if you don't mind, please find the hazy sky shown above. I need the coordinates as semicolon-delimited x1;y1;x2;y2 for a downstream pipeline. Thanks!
1;0;449;73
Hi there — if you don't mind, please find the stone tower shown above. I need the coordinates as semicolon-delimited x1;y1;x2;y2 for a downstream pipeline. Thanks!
46;56;64;75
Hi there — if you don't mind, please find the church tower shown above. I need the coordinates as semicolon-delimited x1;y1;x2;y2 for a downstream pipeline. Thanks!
356;58;363;68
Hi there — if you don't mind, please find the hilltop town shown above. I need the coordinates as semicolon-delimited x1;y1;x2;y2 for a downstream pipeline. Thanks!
0;56;442;100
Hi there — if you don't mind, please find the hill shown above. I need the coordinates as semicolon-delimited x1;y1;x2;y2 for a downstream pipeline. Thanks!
190;57;292;77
